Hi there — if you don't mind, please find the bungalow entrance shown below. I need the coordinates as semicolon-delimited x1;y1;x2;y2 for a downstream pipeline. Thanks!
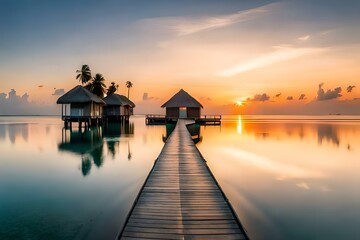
179;107;187;118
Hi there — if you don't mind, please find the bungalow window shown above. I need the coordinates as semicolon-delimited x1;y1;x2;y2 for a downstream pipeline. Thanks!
71;108;84;116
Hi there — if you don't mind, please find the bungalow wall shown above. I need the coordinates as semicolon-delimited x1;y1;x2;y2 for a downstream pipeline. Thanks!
103;106;133;116
104;105;121;116
92;103;102;117
70;103;88;116
165;107;200;118
166;107;179;118
120;106;126;115
69;102;102;117
122;106;134;116
187;107;201;118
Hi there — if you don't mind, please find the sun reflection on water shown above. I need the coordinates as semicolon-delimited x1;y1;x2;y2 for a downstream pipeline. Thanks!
198;116;360;240
237;115;242;135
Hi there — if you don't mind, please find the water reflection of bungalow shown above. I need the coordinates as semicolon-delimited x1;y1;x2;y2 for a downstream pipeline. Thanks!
59;128;103;155
103;94;136;122
103;122;134;138
57;85;105;128
58;128;104;176
103;122;135;161
146;89;221;125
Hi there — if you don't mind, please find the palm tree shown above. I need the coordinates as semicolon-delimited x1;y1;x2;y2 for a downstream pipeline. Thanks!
107;82;118;95
76;64;92;85
84;82;92;91
91;73;106;98
126;81;133;99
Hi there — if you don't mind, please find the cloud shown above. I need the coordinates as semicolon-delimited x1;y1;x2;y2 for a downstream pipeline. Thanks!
0;89;59;115
7;89;29;103
52;89;65;96
286;96;293;100
275;93;282;98
317;83;342;101
142;92;158;101
0;93;7;101
143;3;279;36
321;30;334;36
296;182;310;190
298;35;310;41
142;92;150;101
299;94;306;100
250;93;270;102
218;46;324;77
241;98;360;115
1;90;30;113
347;85;356;93
200;96;212;101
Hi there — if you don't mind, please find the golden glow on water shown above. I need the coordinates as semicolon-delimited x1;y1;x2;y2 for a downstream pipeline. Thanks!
197;116;360;240
237;115;242;135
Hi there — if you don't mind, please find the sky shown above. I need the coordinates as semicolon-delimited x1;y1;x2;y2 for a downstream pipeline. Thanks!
0;0;360;115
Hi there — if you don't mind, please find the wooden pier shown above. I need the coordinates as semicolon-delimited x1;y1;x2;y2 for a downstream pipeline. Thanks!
118;120;248;239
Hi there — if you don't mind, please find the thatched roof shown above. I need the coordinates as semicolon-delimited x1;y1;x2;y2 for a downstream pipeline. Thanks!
123;96;136;108
103;94;128;106
57;85;105;104
103;94;136;107
161;89;203;108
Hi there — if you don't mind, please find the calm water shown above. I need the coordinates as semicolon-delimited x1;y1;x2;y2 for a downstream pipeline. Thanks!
0;116;165;239
1;116;360;239
198;115;360;240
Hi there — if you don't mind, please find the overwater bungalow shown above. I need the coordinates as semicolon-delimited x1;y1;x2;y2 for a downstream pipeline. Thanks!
161;89;203;119
146;89;221;125
103;94;135;121
56;85;105;128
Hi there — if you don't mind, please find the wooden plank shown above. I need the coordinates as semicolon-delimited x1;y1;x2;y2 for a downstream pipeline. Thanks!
185;234;246;240
124;226;243;235
118;120;248;239
127;222;240;229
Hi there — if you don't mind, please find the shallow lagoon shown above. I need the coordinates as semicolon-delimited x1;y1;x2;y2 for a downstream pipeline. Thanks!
1;115;360;239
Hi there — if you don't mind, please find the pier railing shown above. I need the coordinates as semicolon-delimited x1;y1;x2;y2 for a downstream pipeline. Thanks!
199;115;222;120
145;114;221;120
145;114;221;125
145;114;166;118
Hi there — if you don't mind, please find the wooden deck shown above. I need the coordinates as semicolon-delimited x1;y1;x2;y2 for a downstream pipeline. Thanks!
195;115;221;125
145;115;221;125
118;120;248;240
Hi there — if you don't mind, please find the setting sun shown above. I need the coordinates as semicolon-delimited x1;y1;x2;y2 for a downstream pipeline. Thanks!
235;100;244;106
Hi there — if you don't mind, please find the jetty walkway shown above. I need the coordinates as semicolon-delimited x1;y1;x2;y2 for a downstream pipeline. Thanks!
119;120;248;239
